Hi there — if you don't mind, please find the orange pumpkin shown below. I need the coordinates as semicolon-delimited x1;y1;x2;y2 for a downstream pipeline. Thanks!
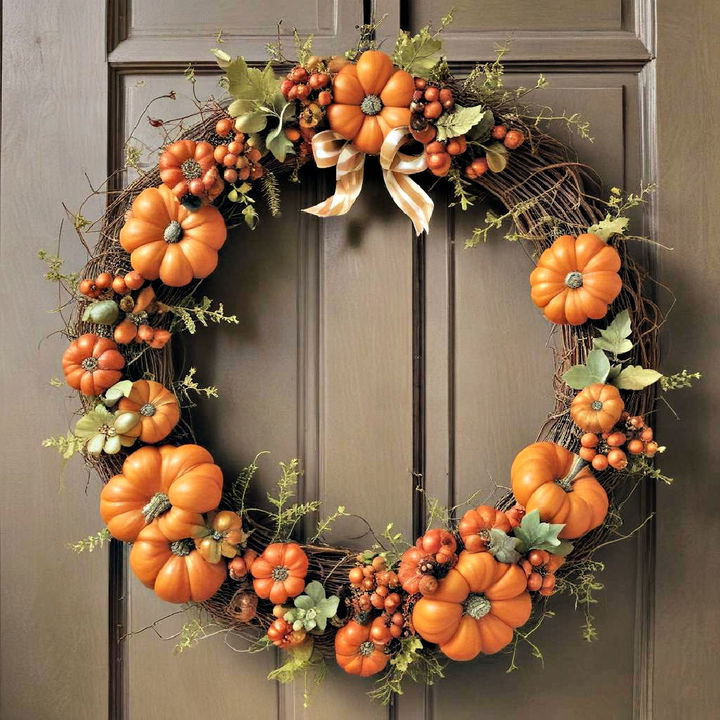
119;184;227;287
570;383;624;433
195;510;247;563
335;620;389;676
129;521;226;603
99;444;223;542
62;333;125;396
159;139;223;203
251;543;308;604
411;551;531;661
511;442;609;539
117;379;180;444
326;50;414;155
458;505;512;553
529;233;622;325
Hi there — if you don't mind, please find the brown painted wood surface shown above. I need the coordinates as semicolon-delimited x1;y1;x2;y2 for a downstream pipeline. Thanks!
1;1;718;718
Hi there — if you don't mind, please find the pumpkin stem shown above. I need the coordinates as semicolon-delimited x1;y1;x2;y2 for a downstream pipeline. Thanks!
81;357;99;371
142;492;171;523
163;220;183;243
564;271;584;289
271;565;290;581
360;94;383;116
170;538;194;556
140;403;157;417
557;455;588;491
358;640;376;656
463;593;491;619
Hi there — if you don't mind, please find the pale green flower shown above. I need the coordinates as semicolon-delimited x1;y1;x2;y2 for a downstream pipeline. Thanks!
283;581;339;633
75;404;140;456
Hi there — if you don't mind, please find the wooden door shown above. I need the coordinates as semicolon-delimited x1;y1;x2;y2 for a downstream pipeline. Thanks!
2;1;719;718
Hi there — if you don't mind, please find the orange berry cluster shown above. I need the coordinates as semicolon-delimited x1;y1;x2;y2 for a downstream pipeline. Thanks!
79;270;144;299
281;65;333;107
348;554;402;620
211;118;264;185
579;412;659;471
424;138;468;177
464;125;525;179
520;550;563;597
267;614;306;649
410;78;455;136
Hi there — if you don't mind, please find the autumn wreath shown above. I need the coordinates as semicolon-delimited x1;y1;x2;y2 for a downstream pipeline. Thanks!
44;16;700;704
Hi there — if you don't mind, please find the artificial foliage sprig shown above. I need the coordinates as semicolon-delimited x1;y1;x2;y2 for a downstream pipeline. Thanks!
660;370;702;391
68;528;111;553
168;295;239;334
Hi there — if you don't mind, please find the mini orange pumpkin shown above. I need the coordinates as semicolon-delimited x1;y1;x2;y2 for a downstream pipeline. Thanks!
119;184;227;287
99;444;223;542
159;139;223;203
62;333;125;395
458;505;512;553
511;442;609;539
117;379;180;444
570;383;624;433
251;543;309;604
326;50;414;155
129;521;226;604
335;620;389;676
411;551;531;661
529;233;622;325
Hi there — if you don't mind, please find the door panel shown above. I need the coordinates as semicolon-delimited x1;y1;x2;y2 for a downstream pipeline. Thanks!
5;1;719;719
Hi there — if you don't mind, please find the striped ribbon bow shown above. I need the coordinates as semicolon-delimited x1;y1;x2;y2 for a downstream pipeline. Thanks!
302;127;434;236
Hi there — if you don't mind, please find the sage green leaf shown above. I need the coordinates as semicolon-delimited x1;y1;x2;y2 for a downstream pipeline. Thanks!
513;509;569;554
436;105;491;141
592;310;633;355
227;98;256;117
392;29;443;78
563;348;611;389
613;365;662;390
265;102;295;162
488;528;521;564
485;142;508;173
233;110;268;133
587;214;629;241
226;57;278;103
466;108;495;142
554;540;574;557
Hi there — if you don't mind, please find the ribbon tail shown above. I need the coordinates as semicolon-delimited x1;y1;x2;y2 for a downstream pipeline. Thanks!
303;145;365;218
383;170;434;235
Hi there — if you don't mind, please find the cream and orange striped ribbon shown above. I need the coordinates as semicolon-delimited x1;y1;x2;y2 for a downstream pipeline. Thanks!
302;127;434;236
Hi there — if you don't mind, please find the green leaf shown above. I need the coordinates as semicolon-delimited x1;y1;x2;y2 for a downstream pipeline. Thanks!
233;110;268;133
392;29;443;78
488;528;521;563
563;349;611;389
587;214;629;242
466;109;495;142
436;105;492;142
613;365;662;390
225;57;278;104
513;509;569;554
485;142;508;173
227;98;256;117
210;48;232;69
592;310;633;356
102;380;134;406
265;101;295;162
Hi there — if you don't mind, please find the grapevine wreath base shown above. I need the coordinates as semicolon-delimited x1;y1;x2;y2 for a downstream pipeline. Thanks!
47;17;699;702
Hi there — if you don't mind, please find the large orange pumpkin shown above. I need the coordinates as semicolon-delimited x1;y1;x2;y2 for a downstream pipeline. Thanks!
511;442;609;539
412;551;531;661
529;233;622;325
129;521;226;603
335;620;389;676
117;379;180;444
570;383;624;433
251;543;309;604
99;444;223;542
119;184;227;287
458;504;512;553
62;333;125;396
326;50;414;155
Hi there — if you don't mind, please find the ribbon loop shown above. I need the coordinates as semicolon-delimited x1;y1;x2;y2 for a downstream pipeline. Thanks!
302;126;434;235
